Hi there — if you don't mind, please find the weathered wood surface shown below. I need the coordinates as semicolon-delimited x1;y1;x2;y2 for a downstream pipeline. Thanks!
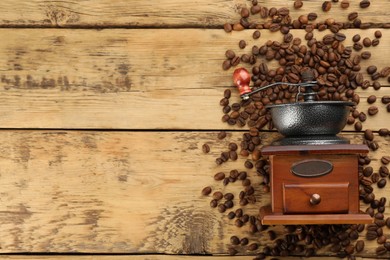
0;0;388;27
0;256;372;260
0;29;388;130
0;130;388;257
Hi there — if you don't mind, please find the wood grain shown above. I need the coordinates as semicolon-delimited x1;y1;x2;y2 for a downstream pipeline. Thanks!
0;256;372;260
0;130;388;257
0;0;388;27
0;29;389;129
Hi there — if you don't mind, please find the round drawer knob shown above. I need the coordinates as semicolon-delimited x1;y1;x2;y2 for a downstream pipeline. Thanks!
310;194;321;205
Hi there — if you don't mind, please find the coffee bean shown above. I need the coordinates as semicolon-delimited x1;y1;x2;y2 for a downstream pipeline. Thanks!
240;237;249;245
348;12;358;21
248;243;259;251
231;56;240;66
375;30;382;38
230;235;240;245
268;230;277;240
359;112;367;122
340;0;350;8
373;81;381;90
239;40;246;49
210;199;218;208
372;38;380;46
228;142;238;151
368;106;379;116
214;172;225;181
380;67;390;77
224;89;231;99
376;246;387;256
223;23;232;33
202;186;212;196
217;131;227;140
241;7;250;18
224;192;234;201
253;30;261;39
367;95;377;104
377;178;387;188
381;156;390;165
372;172;380;183
359;0;370;8
294;0;303;9
222;60;231;70
379;128;389;136
367;65;377;74
363;37;372;47
354;122;362;131
361;51;371;59
355;240;365;253
352;34;361;42
366;230;378;240
322;1;332;11
218;204;226;213
233;23;244;31
308;12;318;21
363;166;373;177
244;160;253;169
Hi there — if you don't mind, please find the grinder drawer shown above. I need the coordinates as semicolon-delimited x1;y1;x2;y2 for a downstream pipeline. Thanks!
283;183;349;214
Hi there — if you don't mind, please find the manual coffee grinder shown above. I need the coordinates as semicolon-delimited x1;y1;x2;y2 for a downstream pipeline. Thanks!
233;68;372;225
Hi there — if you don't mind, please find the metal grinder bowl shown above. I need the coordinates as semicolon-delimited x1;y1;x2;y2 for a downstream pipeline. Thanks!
266;101;355;137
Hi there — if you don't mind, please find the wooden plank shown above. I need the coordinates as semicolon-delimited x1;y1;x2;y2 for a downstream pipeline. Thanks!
0;130;388;257
0;0;388;27
0;29;389;129
0;256;370;260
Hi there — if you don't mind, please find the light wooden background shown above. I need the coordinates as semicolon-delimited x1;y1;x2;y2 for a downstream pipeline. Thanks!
0;0;389;259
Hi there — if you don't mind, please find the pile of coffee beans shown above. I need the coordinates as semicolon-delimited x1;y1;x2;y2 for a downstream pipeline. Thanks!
202;0;390;258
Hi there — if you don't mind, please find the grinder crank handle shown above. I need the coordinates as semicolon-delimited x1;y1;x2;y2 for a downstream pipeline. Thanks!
233;67;317;100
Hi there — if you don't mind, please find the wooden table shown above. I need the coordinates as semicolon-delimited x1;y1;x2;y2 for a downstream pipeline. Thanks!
0;0;389;259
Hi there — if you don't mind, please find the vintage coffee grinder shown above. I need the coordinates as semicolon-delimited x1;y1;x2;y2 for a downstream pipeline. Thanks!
233;67;372;225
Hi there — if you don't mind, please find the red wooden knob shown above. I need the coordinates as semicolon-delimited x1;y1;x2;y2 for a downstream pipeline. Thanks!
233;68;251;96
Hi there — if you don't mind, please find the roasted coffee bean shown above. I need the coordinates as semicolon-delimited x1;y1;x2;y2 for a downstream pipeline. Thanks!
381;156;390;165
240;7;250;18
223;23;233;33
268;230;277;240
367;95;377;104
231;56;240;66
239;40;246;49
352;34;361;42
348;12;358;21
355;122;363;131
379;166;389;177
359;112;367;122
308;12;318;21
229;151;238;161
244;160;253;169
210;199;218;208
224;200;234;209
248;243;259;251
201;186;212;196
322;1;332;11
217;131;227;140
367;65;377;74
253;30;261;39
225;50;235;60
228;142;238;151
218;204;226;213
363;166;373;177
366;230;378;240
214;172;225;181
364;129;374;141
355;240;365;252
222;60;231;70
235;219;243;227
376;246;387;256
378;178;387;188
230;235;240;245
381;67;390;77
360;0;370;8
213;191;223;200
202;143;210;154
375;30;383;38
224;192;234;201
340;0;350;8
368;106;379;116
363;37;372;47
227;211;235;219
294;0;303;9
240;237;249;246
370;38;379;46
373;81;381;90
361;51;371;59
372;172;380;183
